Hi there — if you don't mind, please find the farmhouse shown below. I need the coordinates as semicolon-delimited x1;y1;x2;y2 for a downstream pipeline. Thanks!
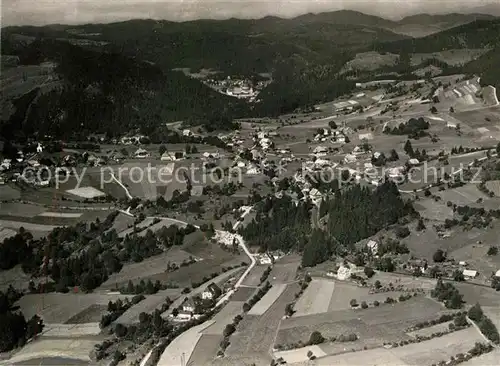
387;166;405;179
257;253;272;264
259;137;273;150
202;283;222;300
463;269;478;280
246;164;260;175
309;188;322;205
313;146;328;157
408;158;420;166
161;151;177;161
120;134;148;145
202;151;220;159
367;240;378;254
182;298;196;313
134;148;150;159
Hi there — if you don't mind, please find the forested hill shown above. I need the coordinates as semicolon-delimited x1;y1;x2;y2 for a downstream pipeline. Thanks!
1;14;410;75
397;13;496;27
465;46;500;89
1;39;249;140
239;181;413;267
374;18;500;54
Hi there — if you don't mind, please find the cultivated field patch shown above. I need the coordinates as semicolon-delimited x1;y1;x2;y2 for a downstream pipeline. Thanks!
187;334;221;366
6;337;97;365
65;304;108;324
225;283;299;359
42;323;101;337
248;283;287;315
230;286;257;302
158;321;215;366
413;199;453;221
294;279;335;316
203;301;246;335
38;212;83;218
66;186;106;199
240;265;269;287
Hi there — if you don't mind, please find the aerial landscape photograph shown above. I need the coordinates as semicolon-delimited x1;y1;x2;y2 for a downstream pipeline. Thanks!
1;0;500;365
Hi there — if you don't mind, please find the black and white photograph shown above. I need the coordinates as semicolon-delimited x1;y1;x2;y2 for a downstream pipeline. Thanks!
1;1;500;365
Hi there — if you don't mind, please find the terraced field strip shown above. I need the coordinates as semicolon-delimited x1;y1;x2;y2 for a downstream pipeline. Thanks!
5;338;97;365
157;321;215;366
248;283;287;315
38;212;83;218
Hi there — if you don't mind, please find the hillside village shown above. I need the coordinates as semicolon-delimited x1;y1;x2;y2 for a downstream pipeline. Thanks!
2;6;500;366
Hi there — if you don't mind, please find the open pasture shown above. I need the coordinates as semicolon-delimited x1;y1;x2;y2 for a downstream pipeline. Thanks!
0;219;57;237
268;255;301;284
326;281;410;312
98;248;194;290
482;86;499;106
455;282;500;307
5;337;98;365
277;296;444;347
342;52;399;72
143;255;246;289
410;49;487;67
109;212;135;233
41;323;101;337
16;293;127;324
413;198;453;221
115;289;182;324
485;180;500;196
368;272;437;291
248;283;287;315
415;219;500;264
448;230;500;282
437;184;490;206
454;106;500;129
313;327;482;366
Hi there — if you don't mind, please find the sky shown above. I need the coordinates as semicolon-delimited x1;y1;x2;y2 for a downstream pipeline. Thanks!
1;0;497;26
